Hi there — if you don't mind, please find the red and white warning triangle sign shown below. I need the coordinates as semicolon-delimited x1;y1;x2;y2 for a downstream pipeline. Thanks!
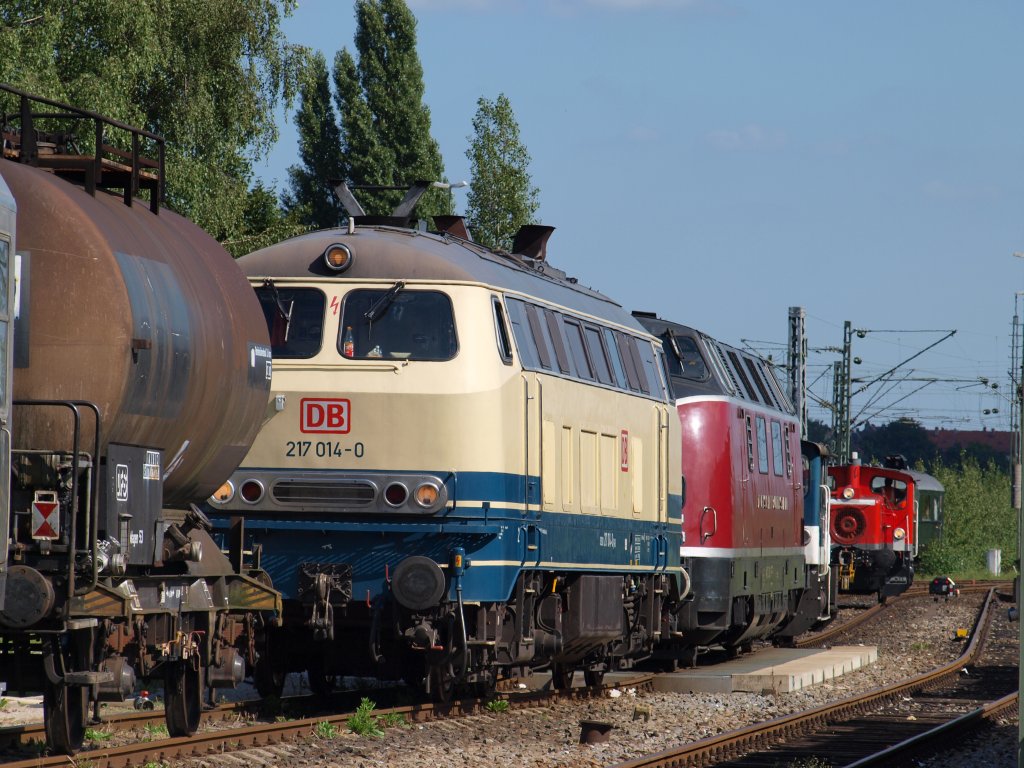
32;499;59;540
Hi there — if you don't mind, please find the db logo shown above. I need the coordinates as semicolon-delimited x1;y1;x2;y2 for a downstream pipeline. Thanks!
301;398;350;434
115;464;129;501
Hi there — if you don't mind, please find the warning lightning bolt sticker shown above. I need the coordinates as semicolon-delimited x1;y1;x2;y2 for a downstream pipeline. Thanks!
330;295;340;315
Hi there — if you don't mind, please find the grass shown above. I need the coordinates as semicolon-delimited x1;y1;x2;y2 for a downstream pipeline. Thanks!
142;723;168;741
377;712;408;728
84;727;113;742
313;721;339;739
347;697;385;737
485;699;510;713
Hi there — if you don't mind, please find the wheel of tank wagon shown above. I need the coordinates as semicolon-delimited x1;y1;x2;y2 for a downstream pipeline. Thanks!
43;680;88;754
583;668;605;687
306;652;335;696
550;663;574;690
164;659;204;737
254;653;286;698
472;670;497;700
429;660;461;703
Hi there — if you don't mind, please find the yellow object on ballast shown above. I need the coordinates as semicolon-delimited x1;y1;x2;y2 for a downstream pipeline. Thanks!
953;628;969;640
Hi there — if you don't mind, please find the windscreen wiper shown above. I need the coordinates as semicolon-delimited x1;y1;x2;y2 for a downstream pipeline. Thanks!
364;280;406;322
263;279;293;341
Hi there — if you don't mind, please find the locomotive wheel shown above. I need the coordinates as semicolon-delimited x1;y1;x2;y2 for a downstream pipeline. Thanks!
550;663;574;690
583;668;605;687
43;681;88;755
165;659;203;737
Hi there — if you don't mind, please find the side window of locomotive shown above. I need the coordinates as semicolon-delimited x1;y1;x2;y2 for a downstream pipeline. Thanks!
543;309;571;374
340;289;457;361
524;303;554;369
257;286;326;359
492;297;513;365
505;299;540;369
584;325;614;385
614;331;643;392
603;328;628;389
755;416;769;474
563;319;594;381
635;338;661;397
770;420;784;476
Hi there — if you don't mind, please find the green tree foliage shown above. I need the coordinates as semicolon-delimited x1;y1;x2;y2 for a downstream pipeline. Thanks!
282;51;345;229
0;0;306;252
464;93;539;251
918;456;1017;575
286;0;446;222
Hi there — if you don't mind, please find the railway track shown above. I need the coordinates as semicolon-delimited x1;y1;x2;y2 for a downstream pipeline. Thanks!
608;587;1013;768
793;579;1010;649
0;674;656;767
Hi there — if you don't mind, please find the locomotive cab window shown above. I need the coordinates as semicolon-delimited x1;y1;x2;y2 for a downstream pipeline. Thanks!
256;285;326;359
340;288;457;361
664;333;709;381
871;476;908;507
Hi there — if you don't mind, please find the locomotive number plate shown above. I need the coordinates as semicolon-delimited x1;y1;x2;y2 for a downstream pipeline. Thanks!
286;441;365;459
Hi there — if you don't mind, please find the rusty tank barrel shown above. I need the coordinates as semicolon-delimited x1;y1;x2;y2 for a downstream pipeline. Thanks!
5;160;271;505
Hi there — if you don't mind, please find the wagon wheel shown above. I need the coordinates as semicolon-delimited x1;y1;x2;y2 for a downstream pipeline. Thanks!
429;660;459;703
550;663;574;690
583;668;605;687
43;680;88;754
165;659;203;737
472;671;497;700
254;653;286;698
307;665;335;696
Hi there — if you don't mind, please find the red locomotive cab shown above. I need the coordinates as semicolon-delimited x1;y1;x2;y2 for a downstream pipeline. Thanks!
828;462;917;601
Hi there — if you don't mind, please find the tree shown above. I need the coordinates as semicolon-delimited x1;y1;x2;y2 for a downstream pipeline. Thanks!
282;51;346;229
286;0;447;221
919;456;1016;576
464;93;539;251
0;0;305;251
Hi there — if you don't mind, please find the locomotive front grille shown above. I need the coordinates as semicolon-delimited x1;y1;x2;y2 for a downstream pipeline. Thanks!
271;479;376;507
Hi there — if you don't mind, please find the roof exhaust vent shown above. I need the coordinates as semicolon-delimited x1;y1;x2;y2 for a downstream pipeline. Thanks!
433;215;472;241
511;224;555;261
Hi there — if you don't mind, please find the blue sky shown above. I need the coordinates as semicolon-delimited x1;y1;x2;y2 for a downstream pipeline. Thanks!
257;0;1023;433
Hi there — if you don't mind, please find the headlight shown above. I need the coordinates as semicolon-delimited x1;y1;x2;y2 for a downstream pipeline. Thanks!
210;481;235;504
413;482;440;508
323;243;353;272
893;527;906;540
842;487;855;500
239;479;265;504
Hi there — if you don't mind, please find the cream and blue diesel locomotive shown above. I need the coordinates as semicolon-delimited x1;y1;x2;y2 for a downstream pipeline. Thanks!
207;188;687;697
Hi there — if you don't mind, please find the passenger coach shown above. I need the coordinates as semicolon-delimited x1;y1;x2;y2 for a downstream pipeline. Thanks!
208;189;685;698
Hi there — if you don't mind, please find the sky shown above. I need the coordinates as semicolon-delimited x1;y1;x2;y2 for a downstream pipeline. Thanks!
257;0;1024;434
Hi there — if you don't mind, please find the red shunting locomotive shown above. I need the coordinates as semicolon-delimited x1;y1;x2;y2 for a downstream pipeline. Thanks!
828;456;917;602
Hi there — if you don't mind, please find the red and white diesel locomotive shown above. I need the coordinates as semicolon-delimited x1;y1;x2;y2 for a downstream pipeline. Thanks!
828;456;917;601
634;313;832;662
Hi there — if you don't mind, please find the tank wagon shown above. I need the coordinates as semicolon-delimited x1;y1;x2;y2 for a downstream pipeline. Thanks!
0;86;279;752
207;183;687;699
828;454;918;601
632;314;833;662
